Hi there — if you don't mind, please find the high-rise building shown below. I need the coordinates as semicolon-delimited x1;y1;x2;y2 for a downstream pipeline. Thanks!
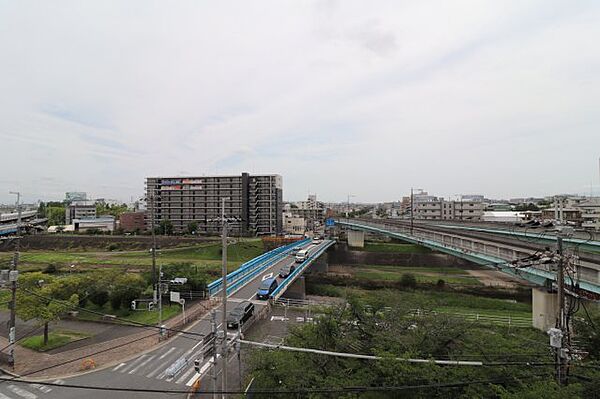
145;173;282;236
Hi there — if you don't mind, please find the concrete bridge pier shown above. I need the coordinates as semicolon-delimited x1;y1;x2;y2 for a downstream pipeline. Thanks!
348;230;365;248
284;276;306;300
532;288;558;332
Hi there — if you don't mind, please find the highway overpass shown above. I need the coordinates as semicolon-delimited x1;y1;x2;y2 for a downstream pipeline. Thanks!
336;219;600;298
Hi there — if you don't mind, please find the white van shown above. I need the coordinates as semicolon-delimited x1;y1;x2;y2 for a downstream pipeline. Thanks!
295;249;309;263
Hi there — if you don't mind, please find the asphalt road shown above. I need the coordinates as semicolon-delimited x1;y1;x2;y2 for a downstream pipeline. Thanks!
0;240;330;399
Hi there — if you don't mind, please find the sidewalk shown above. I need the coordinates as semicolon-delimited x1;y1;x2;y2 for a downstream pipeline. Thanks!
0;299;215;379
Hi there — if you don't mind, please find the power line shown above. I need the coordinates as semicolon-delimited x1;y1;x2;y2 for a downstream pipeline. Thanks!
0;373;553;395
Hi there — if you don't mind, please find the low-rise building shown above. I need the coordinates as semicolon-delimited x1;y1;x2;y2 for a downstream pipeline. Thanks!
65;200;96;224
283;212;306;235
119;211;146;232
73;216;115;232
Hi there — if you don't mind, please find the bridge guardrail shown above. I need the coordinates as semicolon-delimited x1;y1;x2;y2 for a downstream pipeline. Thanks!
270;240;335;301
208;238;310;297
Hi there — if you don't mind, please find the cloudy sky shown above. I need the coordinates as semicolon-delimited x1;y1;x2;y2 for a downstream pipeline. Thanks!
1;0;599;204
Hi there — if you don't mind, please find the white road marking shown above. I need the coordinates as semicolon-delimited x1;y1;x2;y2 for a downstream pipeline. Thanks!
175;366;196;384
28;384;51;394
159;347;176;360
52;380;65;385
112;362;126;371
7;385;37;399
261;273;273;281
129;355;155;374
119;354;147;373
146;348;185;378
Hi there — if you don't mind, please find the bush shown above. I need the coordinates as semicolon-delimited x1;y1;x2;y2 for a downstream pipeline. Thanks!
106;243;119;251
44;264;58;274
399;273;417;289
89;290;109;308
436;279;446;289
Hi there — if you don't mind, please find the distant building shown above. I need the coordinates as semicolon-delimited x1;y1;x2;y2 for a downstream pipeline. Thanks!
119;211;146;232
578;198;600;230
482;211;527;223
410;192;485;221
283;212;306;235
146;173;282;236
73;216;115;232
65;200;96;224
288;194;325;230
65;192;87;203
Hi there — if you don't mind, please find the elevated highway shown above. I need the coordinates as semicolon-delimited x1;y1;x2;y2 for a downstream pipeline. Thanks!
337;219;600;298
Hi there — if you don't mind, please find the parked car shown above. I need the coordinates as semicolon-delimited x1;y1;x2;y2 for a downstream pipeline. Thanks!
279;264;296;278
257;277;278;300
227;301;255;329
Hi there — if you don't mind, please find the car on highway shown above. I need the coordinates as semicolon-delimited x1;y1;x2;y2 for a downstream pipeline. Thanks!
312;237;321;244
279;264;296;278
256;277;278;300
295;249;309;263
291;246;302;256
227;301;255;329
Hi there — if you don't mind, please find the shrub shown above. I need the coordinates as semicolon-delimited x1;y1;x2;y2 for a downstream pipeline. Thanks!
106;243;119;251
399;273;417;289
89;290;109;308
436;279;446;289
44;264;58;274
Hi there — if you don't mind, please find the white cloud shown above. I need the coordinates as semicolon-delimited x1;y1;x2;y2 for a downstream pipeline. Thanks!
1;0;599;203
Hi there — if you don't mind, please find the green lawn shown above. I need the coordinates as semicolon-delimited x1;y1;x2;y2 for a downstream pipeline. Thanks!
350;264;481;286
0;239;264;273
77;303;182;325
21;330;91;352
359;242;430;253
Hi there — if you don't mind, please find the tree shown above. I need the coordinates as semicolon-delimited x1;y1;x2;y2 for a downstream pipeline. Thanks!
46;206;66;225
109;273;146;310
16;273;78;345
187;221;198;235
158;219;174;235
573;309;600;359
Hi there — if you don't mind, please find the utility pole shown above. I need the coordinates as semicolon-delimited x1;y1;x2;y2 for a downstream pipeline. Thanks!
158;263;163;336
8;191;21;368
553;231;570;385
211;309;217;399
149;186;157;305
410;188;414;235
237;323;242;391
220;197;230;398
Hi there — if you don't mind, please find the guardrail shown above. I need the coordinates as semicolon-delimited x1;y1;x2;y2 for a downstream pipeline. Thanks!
270;240;335;300
337;219;600;296
273;297;335;308
208;238;310;297
410;309;530;328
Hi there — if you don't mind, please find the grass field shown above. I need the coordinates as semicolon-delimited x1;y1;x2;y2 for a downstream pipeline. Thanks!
0;239;264;273
343;264;482;286
308;283;532;317
77;303;182;325
21;330;92;352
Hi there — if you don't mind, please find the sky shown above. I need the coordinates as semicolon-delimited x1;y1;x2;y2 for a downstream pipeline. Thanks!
1;0;599;204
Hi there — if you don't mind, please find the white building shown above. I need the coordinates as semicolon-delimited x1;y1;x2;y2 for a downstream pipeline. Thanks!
65;200;96;224
283;212;306;235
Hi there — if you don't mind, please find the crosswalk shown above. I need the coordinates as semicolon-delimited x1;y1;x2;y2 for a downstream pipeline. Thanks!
110;344;212;386
0;378;63;399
